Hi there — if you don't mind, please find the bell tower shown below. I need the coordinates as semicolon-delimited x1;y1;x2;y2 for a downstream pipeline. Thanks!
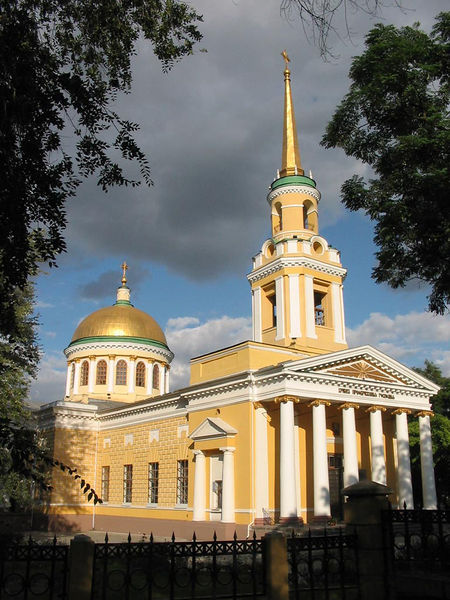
247;53;348;356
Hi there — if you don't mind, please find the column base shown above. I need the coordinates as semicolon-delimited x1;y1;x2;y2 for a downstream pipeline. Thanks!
311;514;331;524
278;516;304;525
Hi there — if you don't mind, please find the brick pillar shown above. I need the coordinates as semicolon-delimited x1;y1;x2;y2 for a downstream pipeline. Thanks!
343;480;393;600
68;534;95;600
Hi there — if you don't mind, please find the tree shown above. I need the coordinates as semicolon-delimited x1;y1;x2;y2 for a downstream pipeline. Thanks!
0;0;202;339
280;0;402;58
322;13;450;313
409;361;450;507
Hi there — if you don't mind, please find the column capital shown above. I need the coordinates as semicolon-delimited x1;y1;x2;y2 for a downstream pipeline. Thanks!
129;355;136;362
219;447;236;453
254;401;265;410
392;408;412;416
416;410;434;418
75;359;81;363
308;399;331;408
108;355;116;360
274;395;300;404
338;402;359;411
193;449;204;457
365;405;387;413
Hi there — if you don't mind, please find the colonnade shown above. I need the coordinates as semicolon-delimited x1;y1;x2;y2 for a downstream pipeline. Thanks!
271;398;437;522
65;356;169;397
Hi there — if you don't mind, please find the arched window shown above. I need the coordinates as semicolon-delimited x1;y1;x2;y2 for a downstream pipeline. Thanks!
96;360;107;385
80;361;89;386
135;362;145;387
152;364;160;389
116;360;127;385
70;363;75;390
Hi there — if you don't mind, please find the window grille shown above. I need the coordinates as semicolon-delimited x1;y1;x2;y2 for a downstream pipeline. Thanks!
116;360;127;386
80;361;89;386
176;460;188;505
148;462;159;504
101;466;110;502
96;360;107;385
123;464;133;503
136;362;146;387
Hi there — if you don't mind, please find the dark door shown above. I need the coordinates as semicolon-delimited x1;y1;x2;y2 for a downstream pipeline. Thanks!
328;454;343;520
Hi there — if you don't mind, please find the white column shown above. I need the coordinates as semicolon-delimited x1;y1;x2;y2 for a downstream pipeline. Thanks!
394;410;414;509
331;282;345;343
289;274;301;338
304;275;317;338
294;423;301;518
253;287;262;342
339;285;347;344
73;361;81;395
254;405;269;523
279;399;298;520
65;364;71;397
192;451;206;521
341;403;359;487
159;365;165;395
311;401;331;517
165;368;170;393
418;413;437;509
146;361;153;395
88;357;95;393
220;447;235;523
128;358;135;393
369;407;386;485
275;276;285;340
107;356;115;393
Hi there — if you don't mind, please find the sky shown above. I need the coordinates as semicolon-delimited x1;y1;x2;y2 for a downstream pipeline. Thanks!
31;0;450;404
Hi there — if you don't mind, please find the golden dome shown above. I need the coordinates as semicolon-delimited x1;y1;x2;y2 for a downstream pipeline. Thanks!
70;303;168;346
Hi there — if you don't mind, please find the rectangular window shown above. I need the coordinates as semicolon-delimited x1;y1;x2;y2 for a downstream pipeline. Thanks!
176;459;188;505
148;462;159;504
101;466;110;502
314;291;326;326
123;464;133;503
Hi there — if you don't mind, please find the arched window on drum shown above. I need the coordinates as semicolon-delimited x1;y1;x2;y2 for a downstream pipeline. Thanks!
152;364;160;390
96;360;107;385
80;361;89;386
135;362;146;388
70;363;75;390
116;360;127;386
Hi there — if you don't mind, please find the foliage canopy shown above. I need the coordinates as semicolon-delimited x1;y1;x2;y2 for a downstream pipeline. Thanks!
322;13;450;313
0;0;202;339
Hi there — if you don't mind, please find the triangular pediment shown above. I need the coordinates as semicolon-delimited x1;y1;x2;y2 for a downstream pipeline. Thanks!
284;345;440;392
189;417;238;441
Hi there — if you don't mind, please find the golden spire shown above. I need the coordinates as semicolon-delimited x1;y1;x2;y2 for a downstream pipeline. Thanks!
121;261;128;286
280;51;303;177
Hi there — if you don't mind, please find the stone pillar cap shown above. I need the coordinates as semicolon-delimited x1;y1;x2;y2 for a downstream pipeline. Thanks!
342;480;392;497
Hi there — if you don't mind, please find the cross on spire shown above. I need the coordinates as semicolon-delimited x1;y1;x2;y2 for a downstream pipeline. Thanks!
121;261;128;285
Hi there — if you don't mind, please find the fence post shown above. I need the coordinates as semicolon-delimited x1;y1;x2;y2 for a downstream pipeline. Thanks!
265;531;289;600
68;534;95;600
343;480;393;600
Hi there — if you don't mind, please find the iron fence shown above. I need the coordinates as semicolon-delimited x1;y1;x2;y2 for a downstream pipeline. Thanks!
91;531;265;600
0;536;68;600
383;506;450;574
287;528;360;600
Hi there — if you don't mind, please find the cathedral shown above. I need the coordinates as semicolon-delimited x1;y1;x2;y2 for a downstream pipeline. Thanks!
38;59;439;538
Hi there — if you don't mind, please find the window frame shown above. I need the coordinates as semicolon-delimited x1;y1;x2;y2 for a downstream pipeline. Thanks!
176;459;189;506
80;360;89;386
96;360;107;385
136;361;146;388
116;360;128;386
123;464;133;504
148;462;159;505
101;466;110;503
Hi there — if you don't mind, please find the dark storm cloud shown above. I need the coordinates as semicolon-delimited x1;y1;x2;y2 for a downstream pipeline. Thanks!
79;264;150;299
62;0;446;282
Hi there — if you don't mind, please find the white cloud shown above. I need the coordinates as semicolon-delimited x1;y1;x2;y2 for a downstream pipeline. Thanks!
29;352;67;405
347;311;450;374
35;301;54;308
166;315;252;389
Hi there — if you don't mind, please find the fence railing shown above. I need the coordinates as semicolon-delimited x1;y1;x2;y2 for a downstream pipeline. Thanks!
0;536;68;600
382;506;450;574
287;528;361;600
91;531;265;600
